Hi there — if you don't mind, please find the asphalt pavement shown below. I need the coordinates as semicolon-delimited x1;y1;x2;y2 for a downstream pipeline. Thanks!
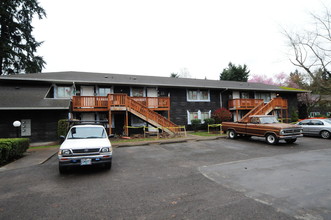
0;135;224;172
0;136;330;219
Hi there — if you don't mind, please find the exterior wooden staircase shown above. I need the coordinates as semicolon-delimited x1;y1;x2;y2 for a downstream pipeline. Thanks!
123;95;179;135
239;97;288;122
72;94;179;135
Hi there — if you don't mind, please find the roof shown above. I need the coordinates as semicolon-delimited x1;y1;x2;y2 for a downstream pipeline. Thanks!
0;83;70;110
0;71;307;92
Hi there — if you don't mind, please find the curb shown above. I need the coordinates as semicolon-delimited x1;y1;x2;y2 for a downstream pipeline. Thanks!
40;151;58;164
113;136;225;148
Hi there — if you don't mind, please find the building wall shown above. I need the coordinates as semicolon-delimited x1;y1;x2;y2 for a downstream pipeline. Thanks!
169;88;221;125
279;92;299;118
0;110;68;142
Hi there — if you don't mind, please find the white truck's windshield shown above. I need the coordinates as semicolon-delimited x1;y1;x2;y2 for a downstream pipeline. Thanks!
67;127;107;139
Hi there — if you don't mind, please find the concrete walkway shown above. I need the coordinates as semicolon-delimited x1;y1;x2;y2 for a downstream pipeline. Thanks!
0;135;224;172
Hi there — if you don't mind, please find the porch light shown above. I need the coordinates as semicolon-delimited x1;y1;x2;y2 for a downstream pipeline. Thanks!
13;121;21;138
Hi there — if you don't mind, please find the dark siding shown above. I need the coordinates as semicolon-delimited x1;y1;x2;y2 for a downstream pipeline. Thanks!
0;110;68;142
279;92;299;118
169;88;220;125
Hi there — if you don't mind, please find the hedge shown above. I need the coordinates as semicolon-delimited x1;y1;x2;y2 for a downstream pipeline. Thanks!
57;119;69;137
0;138;30;165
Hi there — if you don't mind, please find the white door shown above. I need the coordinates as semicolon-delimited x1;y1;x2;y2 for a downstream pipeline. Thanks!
147;88;158;109
81;86;94;96
147;88;157;97
81;86;95;108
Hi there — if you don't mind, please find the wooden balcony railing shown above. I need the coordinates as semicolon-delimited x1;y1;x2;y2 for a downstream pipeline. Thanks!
72;94;177;134
228;98;288;110
228;99;264;110
131;97;170;110
72;95;170;111
239;97;289;122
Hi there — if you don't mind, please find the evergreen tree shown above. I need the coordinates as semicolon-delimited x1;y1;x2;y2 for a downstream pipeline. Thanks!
220;62;250;82
0;0;46;75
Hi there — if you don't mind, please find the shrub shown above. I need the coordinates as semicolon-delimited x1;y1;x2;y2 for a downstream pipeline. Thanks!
0;138;29;165
212;108;232;123
204;118;215;125
191;119;201;131
290;110;299;123
57;119;69;137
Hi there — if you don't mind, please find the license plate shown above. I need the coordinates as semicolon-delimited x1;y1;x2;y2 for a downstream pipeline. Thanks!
81;158;92;166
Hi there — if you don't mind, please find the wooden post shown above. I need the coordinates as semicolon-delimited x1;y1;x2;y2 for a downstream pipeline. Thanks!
108;110;112;135
125;110;129;136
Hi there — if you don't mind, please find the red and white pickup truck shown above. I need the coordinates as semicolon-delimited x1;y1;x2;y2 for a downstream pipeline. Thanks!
222;115;303;144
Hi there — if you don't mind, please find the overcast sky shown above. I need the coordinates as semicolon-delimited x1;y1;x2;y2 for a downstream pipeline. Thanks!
33;0;329;80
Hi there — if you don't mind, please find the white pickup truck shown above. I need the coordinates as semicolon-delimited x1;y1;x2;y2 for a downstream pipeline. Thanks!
58;124;112;174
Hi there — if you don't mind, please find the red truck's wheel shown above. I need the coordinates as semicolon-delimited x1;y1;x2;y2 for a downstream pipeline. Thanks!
266;134;279;144
227;130;237;139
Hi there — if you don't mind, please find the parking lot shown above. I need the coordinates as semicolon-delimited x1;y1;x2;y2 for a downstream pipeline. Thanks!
0;136;330;219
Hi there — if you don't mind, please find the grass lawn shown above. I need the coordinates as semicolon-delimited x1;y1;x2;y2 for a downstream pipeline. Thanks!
190;131;225;136
111;137;160;143
29;145;60;149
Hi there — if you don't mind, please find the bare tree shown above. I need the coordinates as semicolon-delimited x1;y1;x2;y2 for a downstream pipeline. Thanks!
284;5;331;92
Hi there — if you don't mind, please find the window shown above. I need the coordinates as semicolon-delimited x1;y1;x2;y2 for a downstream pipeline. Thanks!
187;89;210;102
309;112;320;117
201;112;210;122
189;112;199;122
240;92;250;99
99;88;111;96
311;120;324;125
56;86;72;98
298;120;310;125
187;110;211;124
255;93;271;102
132;87;145;97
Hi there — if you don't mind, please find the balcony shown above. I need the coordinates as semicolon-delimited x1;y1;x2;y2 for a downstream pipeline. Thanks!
72;94;170;112
228;98;288;110
228;99;264;110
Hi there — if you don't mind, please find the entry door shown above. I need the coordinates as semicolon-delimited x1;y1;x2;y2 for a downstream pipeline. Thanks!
147;88;158;108
81;86;94;96
81;86;95;107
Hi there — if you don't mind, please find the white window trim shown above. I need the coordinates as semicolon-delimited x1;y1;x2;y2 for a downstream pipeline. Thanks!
54;85;73;99
187;110;212;124
186;89;210;102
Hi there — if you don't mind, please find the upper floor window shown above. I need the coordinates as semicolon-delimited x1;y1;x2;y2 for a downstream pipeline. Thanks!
240;92;250;99
255;92;271;102
131;87;145;97
99;88;111;96
56;86;72;98
187;89;210;102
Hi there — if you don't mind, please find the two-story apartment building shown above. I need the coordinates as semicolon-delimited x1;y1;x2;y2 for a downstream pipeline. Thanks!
0;71;306;141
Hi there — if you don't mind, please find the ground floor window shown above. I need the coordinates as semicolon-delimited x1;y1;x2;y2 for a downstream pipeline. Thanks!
309;112;320;117
187;110;211;124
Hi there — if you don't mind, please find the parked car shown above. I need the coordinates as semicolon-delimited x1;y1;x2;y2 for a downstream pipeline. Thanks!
296;119;331;139
58;124;113;173
222;115;303;144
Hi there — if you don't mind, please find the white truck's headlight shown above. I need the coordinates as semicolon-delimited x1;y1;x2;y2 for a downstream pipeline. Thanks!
101;147;111;153
61;149;71;155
